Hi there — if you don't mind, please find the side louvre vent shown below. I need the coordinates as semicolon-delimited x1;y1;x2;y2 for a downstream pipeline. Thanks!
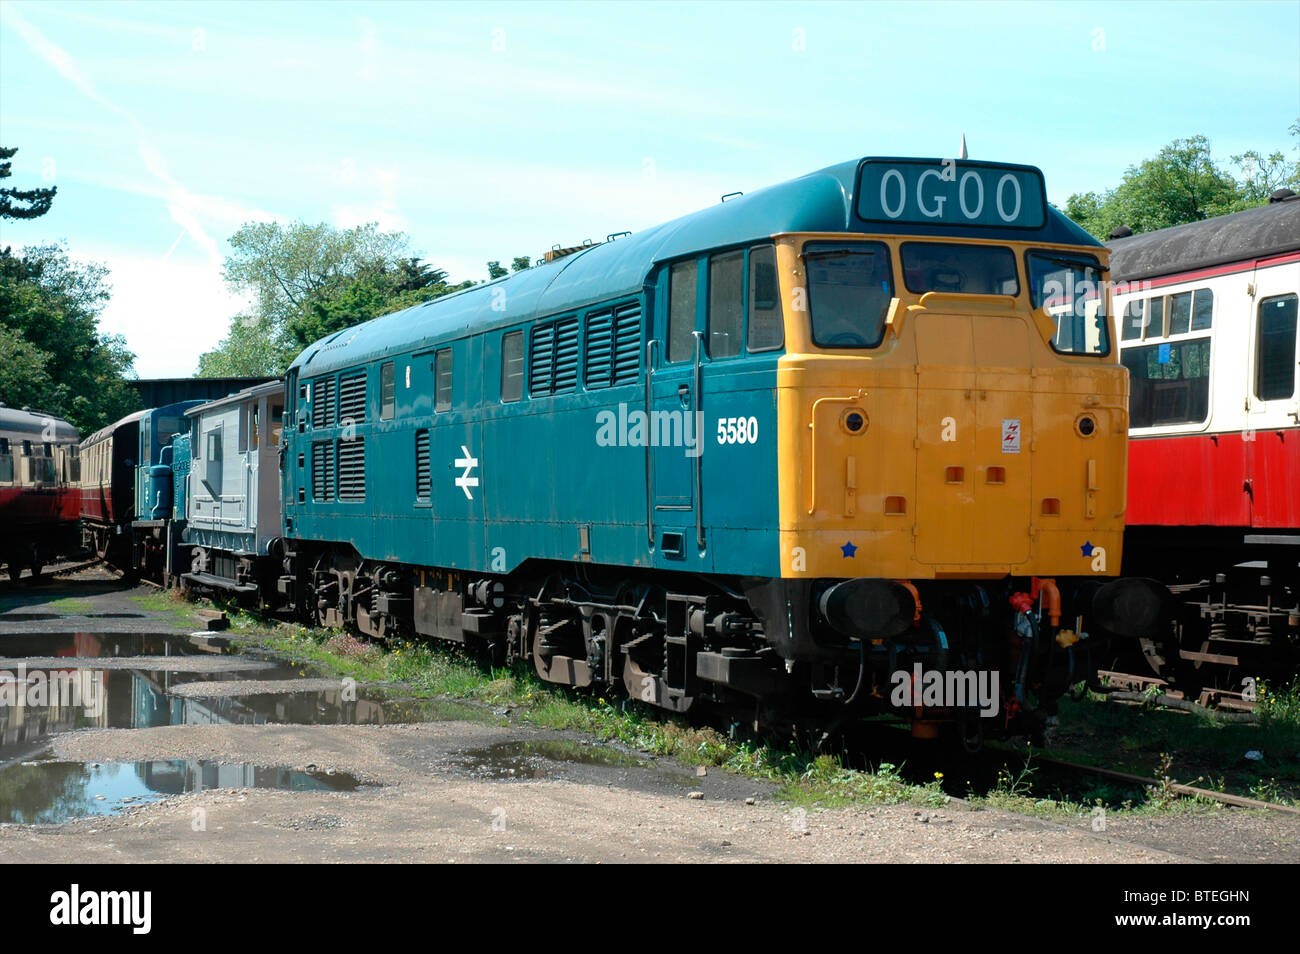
337;438;365;500
311;440;334;500
311;377;335;427
529;324;555;395
612;302;641;384
415;429;430;500
553;317;579;392
338;371;366;422
584;310;613;389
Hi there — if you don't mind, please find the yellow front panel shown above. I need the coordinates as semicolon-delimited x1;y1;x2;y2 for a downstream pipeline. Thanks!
776;233;1128;581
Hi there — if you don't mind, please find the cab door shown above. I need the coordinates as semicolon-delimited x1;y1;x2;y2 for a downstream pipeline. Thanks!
650;259;701;562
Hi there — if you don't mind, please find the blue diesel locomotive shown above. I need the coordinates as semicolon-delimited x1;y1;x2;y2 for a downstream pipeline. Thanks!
117;156;1169;741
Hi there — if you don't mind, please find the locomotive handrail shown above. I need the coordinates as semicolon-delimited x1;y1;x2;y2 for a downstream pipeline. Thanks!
693;330;705;551
806;390;866;516
645;338;658;551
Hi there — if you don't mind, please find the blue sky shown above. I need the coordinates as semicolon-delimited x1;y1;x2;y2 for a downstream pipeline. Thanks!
1;0;1296;376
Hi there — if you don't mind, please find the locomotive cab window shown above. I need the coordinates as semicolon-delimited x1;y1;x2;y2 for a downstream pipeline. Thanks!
1026;251;1110;355
434;349;453;412
708;250;744;358
1255;293;1298;402
901;242;1018;296
747;244;784;352
804;241;894;349
667;259;698;363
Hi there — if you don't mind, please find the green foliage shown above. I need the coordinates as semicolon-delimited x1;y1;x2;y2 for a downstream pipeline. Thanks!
0;146;56;220
510;256;532;273
486;260;507;279
197;221;475;377
1064;129;1300;239
0;244;139;433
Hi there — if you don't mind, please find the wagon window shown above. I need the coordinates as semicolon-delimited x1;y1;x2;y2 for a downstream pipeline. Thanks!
501;331;524;402
380;361;396;420
668;259;697;363
708;250;744;358
1255;293;1298;402
747;244;784;352
435;349;453;412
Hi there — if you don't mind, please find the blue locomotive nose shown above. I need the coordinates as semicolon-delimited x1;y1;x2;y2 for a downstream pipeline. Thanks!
148;463;173;520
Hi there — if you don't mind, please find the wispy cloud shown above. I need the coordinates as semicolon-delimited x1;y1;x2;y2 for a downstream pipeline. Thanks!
1;1;239;265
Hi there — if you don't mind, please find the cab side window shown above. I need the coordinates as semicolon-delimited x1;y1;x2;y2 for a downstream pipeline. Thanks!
747;245;784;352
707;251;744;358
668;260;697;363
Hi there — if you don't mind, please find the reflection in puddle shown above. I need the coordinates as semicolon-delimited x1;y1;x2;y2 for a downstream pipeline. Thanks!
0;759;365;825
0;667;489;762
0;633;214;659
451;740;650;780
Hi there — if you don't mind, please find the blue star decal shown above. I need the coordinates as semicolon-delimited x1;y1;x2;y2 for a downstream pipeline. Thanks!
840;540;858;558
1080;541;1094;557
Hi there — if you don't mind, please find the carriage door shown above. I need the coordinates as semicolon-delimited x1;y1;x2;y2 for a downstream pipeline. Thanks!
650;259;702;561
1246;282;1299;528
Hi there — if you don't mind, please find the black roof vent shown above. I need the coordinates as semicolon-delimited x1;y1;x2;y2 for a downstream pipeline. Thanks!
1108;225;1133;239
1268;188;1297;204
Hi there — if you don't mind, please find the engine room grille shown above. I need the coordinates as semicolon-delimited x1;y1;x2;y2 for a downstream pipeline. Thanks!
584;310;614;389
338;371;366;423
311;377;335;427
530;317;579;396
311;440;334;500
415;429;430;500
612;302;641;384
337;437;365;500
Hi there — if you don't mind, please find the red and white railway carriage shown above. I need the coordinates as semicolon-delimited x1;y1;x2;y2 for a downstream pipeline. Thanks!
0;405;81;580
1108;192;1299;690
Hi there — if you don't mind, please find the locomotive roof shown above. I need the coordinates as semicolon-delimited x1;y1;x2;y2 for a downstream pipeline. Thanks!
1107;194;1300;282
184;379;285;417
0;405;80;444
291;157;1100;377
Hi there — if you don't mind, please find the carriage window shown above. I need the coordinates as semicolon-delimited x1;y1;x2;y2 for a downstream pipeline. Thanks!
708;250;744;358
805;242;894;349
1255;293;1298;402
380;361;396;420
1121;299;1144;341
435;349;452;412
1145;296;1164;339
748;244;784;352
271;405;284;446
1122;339;1211;427
501;331;524;402
902;243;1018;295
668;260;698;363
1192;288;1214;330
1168;291;1193;336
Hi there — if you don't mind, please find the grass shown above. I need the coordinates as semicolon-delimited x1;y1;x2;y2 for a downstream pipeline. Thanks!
128;588;206;624
211;609;1300;820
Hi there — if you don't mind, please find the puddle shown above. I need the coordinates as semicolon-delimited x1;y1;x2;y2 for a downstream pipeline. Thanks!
0;613;145;622
0;759;365;825
450;739;651;780
0;633;208;659
0;667;490;762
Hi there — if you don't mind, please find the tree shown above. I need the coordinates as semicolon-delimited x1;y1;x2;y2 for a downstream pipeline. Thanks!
0;245;139;433
511;256;532;273
0;146;56;220
1064;128;1299;239
199;221;473;377
487;260;507;279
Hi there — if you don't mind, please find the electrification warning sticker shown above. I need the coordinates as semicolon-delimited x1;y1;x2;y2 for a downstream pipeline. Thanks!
1001;419;1021;454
